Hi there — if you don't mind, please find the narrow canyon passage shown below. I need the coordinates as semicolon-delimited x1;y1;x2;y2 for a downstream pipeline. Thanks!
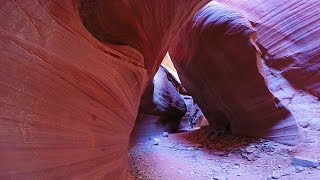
127;1;320;179
128;63;320;180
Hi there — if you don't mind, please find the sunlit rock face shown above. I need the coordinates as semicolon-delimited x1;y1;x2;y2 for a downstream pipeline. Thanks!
0;0;208;179
170;2;302;145
139;65;187;128
217;0;320;97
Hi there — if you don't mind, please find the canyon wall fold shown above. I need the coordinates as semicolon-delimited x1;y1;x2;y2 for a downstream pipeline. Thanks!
139;65;187;119
170;2;302;145
217;0;320;97
78;0;210;77
0;0;208;179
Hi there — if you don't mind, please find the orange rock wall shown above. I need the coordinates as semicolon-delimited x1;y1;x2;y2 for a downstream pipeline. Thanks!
0;0;208;179
170;2;302;145
217;0;320;97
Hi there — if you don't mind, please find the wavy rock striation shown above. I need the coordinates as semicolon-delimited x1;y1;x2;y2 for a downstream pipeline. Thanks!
139;65;187;131
0;0;208;179
170;2;302;145
217;0;320;97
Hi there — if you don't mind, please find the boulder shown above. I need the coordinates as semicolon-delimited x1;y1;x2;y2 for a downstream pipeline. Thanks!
292;156;319;168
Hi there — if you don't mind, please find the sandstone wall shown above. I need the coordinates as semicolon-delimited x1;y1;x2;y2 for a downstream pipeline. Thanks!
217;0;320;97
0;0;208;179
170;2;302;145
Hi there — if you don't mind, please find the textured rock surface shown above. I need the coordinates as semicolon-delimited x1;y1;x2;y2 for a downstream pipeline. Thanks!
182;95;205;121
170;2;302;145
139;65;187;119
217;0;320;97
292;156;319;168
78;0;209;77
0;0;208;179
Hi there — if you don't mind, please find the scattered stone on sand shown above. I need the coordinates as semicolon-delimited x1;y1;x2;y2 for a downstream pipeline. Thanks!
298;121;310;128
292;156;319;167
212;150;226;156
177;170;183;174
162;132;169;137
213;175;228;180
270;173;280;179
152;138;161;145
245;145;257;153
233;163;241;169
269;174;281;179
241;153;256;161
187;147;194;151
269;170;289;179
295;166;306;173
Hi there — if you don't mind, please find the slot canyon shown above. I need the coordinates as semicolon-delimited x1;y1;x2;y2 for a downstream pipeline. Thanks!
0;0;319;179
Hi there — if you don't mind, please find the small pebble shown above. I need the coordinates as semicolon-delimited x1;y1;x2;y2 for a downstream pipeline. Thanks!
162;132;169;137
298;121;310;128
152;138;160;145
271;173;280;179
234;164;240;169
212;176;228;180
295;166;305;173
245;146;257;153
187;147;194;151
153;142;159;145
270;170;284;179
212;151;226;156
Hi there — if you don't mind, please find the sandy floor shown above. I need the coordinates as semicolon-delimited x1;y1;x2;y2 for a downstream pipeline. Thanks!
128;65;320;180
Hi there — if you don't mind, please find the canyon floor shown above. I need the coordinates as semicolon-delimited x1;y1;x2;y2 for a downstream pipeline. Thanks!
127;65;320;180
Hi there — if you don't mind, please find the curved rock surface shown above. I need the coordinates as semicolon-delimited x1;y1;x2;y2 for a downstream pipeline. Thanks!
0;0;208;179
78;0;209;77
217;0;320;97
139;65;187;119
170;2;302;145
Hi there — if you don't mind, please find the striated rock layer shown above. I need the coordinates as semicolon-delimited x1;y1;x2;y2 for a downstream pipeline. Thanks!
78;0;209;77
170;2;302;145
217;0;320;97
0;0;208;179
139;65;187;131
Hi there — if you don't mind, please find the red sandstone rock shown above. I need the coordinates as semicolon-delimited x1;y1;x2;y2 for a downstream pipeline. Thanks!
217;0;320;97
170;2;302;145
78;0;209;77
0;0;208;179
139;65;187;121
